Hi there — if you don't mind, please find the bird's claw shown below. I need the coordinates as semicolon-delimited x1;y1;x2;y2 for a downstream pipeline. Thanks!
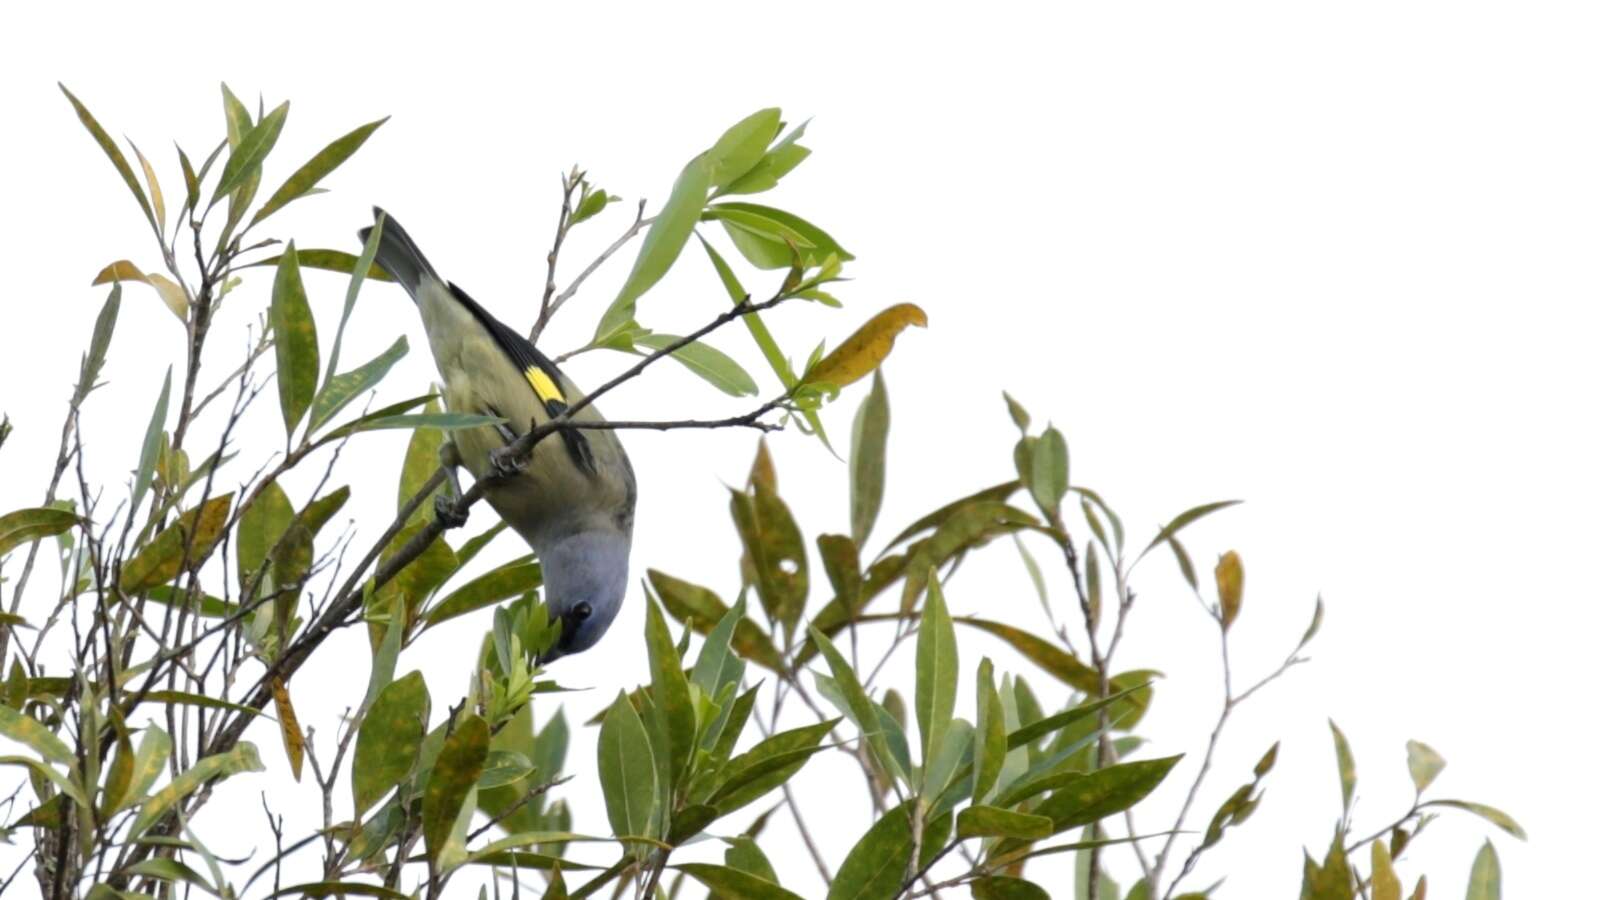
434;494;469;529
489;445;527;480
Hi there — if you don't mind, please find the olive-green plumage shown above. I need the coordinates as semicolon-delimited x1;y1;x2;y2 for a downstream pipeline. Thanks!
361;208;636;661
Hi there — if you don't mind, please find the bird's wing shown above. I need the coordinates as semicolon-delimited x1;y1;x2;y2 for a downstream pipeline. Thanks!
444;282;599;478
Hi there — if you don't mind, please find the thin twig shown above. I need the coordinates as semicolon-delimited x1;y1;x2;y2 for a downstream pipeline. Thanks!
540;201;650;335
530;170;581;344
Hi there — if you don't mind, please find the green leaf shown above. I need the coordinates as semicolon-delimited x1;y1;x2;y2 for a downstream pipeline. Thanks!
247;249;395;281
397;400;445;521
58;85;157;233
708;208;814;270
597;691;658;843
130;742;264;835
353;671;430;816
723;120;811;195
817;534;864;625
423;560;542;630
569;188;616;226
307;336;409;435
828;802;912;900
1370;841;1401;900
729;483;808;638
211;100;288;205
973;658;1006;804
706;108;783;190
596;149;712;340
644;598;695;788
901;503;1037;613
649;570;784;673
707;718;838;816
237;481;294;593
139;691;267;718
120;494;234;593
120;726;171;814
956;617;1099;695
1001;756;1181;848
674;863;804;900
101;725;136;815
123;858;215;894
696;235;831;448
377;520;458;624
0;755;88;807
1328;720;1356;816
632;332;757;396
422;714;488;865
454;521;506;570
251;116;388;225
1405;739;1445;794
324;214;385;388
0;507;79;560
479;750;534;788
1006;684;1150;751
1003;392;1032;433
883;482;1022;552
707;687;759;770
131;366;172;518
1300;835;1355;900
78;283;122;402
1465;841;1500;900
1422;800;1526;839
1138;500;1242;560
850;371;891;547
808;628;899;787
0;705;74;765
1027;426;1069;516
270;244;320;438
724;836;779;882
711;202;853;266
958;804;1054;840
475;704;543;835
1300;596;1326;649
915;573;958;775
923;717;972;806
972;877;1051;900
690;595;748;698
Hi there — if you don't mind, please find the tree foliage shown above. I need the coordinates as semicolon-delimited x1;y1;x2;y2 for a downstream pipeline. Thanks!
0;87;1519;899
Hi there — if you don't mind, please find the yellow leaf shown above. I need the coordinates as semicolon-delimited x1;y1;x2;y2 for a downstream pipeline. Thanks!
271;677;306;782
1371;841;1401;900
804;303;927;389
1215;550;1244;630
92;260;187;323
119;494;234;593
130;142;166;235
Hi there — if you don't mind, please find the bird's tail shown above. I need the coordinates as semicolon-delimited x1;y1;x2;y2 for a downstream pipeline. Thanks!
359;207;438;301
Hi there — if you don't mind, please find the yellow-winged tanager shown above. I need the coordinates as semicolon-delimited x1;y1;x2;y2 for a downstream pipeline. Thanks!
359;209;636;663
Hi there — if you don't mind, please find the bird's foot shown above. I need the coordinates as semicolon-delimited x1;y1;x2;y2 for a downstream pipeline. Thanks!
488;445;527;480
434;494;469;529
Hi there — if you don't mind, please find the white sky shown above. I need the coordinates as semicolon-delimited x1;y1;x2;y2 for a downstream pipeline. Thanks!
2;2;1594;896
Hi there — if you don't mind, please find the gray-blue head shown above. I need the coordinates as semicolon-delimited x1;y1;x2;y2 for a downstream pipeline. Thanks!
536;529;631;664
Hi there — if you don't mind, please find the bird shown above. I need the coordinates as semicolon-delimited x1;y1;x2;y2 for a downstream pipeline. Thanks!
359;208;636;664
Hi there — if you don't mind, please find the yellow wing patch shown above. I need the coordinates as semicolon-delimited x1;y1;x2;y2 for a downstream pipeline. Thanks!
526;366;565;403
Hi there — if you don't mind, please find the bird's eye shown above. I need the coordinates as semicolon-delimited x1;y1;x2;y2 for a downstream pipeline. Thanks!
572;602;593;622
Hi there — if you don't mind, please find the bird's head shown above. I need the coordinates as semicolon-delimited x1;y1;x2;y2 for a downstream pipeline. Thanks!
535;529;631;665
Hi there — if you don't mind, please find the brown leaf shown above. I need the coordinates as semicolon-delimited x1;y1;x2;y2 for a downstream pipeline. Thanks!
271;677;306;781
